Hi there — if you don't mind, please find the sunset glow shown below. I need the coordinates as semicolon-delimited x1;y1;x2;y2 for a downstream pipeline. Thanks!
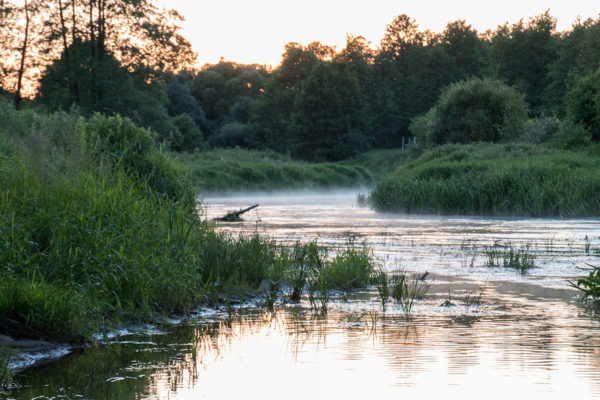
159;0;599;68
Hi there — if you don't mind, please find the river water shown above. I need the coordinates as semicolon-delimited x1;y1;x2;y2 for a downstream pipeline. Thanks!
5;190;600;399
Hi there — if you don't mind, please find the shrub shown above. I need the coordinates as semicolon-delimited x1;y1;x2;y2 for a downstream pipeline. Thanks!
411;78;529;145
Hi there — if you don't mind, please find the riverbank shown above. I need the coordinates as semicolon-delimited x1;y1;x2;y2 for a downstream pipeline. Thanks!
0;104;374;358
369;142;600;217
170;147;422;193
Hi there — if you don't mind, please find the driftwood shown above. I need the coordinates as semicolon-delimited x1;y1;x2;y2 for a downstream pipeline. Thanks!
214;204;259;222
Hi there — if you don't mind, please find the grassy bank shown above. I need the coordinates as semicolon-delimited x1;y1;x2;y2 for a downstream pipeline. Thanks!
171;149;374;192
370;143;600;217
0;103;378;345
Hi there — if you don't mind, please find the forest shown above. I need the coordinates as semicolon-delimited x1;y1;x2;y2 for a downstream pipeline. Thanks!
1;2;600;162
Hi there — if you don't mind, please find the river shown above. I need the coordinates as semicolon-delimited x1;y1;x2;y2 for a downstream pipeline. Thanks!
5;190;600;399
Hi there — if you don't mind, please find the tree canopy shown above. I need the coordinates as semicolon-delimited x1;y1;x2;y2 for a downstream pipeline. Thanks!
2;8;600;158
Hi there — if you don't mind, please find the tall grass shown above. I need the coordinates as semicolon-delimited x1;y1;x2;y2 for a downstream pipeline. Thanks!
374;269;429;313
370;143;600;216
171;148;373;192
484;241;536;274
1;103;346;341
0;346;11;387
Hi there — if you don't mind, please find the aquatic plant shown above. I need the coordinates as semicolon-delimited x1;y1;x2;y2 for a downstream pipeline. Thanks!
570;265;600;302
284;241;326;301
374;271;390;311
323;240;374;291
461;286;486;309
308;277;329;314
389;270;429;313
375;269;428;313
484;241;536;274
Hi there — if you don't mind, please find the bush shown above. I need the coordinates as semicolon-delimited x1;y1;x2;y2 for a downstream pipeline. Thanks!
78;113;194;203
551;120;592;149
521;115;561;144
411;78;529;145
566;67;600;140
209;122;249;148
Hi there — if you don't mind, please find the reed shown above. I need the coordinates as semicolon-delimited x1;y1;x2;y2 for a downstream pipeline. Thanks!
375;269;429;313
0;347;11;387
484;241;536;274
370;143;600;217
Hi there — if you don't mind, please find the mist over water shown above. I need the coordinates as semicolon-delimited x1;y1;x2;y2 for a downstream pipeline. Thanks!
203;189;600;288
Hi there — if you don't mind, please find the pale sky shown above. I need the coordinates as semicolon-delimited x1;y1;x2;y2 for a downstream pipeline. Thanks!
159;0;600;68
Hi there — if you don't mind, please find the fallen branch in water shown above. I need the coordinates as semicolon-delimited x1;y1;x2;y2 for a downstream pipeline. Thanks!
214;204;259;222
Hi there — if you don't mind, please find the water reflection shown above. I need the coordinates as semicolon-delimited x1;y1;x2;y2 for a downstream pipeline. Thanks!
7;297;600;399
6;191;600;399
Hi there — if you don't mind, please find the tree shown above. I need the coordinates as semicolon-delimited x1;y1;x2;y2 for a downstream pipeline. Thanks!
489;11;559;111
248;43;321;152
566;67;600;140
0;0;44;107
412;78;529;145
166;73;206;126
291;61;368;161
440;20;485;79
543;17;600;115
381;14;428;57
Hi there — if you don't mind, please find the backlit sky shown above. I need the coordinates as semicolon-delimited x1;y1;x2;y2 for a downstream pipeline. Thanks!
159;0;599;68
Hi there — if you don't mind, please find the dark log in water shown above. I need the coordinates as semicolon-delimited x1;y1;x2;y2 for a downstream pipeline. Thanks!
214;204;259;222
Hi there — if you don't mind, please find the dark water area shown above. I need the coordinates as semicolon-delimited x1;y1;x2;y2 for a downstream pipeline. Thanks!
4;191;600;399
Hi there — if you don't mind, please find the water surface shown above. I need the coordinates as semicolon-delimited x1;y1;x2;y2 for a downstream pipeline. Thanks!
6;190;600;399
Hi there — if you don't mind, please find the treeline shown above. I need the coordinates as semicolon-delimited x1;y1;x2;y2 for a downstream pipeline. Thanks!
2;5;600;160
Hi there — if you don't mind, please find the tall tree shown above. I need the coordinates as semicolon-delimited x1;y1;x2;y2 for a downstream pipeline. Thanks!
381;14;428;57
291;61;368;161
440;20;485;79
490;11;559;111
0;1;17;94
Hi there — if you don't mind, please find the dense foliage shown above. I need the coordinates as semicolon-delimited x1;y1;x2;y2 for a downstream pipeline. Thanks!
0;102;381;341
2;6;600;160
411;78;528;145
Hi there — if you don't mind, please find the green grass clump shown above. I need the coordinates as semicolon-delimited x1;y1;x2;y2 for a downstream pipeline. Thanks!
484;241;536;274
281;241;326;302
171;148;373;192
265;240;375;311
370;143;600;217
323;242;374;291
374;269;428;313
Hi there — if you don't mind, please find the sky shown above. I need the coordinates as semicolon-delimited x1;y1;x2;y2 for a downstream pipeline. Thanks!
159;0;600;68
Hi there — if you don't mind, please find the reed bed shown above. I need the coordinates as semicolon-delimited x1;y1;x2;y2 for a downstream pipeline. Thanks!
370;143;600;217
